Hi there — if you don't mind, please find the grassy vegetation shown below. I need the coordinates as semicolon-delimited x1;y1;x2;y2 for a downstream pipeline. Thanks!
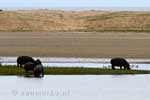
0;66;150;75
85;11;150;32
1;10;150;32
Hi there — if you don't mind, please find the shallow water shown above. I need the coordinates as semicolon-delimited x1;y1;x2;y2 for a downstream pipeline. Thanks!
0;75;150;100
0;57;150;70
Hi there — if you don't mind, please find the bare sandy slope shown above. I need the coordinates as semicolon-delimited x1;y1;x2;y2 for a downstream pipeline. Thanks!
0;32;150;58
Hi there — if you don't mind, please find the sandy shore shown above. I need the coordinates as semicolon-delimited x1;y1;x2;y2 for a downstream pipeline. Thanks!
0;32;150;58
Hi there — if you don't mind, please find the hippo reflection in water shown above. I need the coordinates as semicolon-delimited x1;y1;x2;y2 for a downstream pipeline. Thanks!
24;59;44;77
17;56;35;67
110;58;131;70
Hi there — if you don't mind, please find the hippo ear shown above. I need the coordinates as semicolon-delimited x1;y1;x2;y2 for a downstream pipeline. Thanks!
35;59;42;64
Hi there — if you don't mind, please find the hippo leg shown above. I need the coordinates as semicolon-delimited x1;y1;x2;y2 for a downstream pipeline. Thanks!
120;66;122;69
34;72;39;77
123;66;126;70
127;67;130;70
42;69;44;77
112;65;115;70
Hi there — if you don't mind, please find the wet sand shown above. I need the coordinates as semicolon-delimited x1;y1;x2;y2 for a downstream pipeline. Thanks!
0;32;150;58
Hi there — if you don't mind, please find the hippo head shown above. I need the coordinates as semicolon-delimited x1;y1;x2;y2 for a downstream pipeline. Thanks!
35;59;42;65
126;62;130;70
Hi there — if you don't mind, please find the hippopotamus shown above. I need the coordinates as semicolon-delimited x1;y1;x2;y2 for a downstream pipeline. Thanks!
17;56;35;67
24;59;44;77
110;58;130;70
34;64;44;77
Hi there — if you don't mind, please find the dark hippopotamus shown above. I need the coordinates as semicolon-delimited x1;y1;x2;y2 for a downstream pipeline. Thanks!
110;58;130;70
34;64;44;77
24;59;44;77
24;62;35;73
17;56;35;67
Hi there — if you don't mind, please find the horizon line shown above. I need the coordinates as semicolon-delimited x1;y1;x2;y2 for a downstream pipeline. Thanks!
1;6;150;11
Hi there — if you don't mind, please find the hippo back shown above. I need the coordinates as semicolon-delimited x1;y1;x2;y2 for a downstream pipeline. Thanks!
24;62;35;71
34;65;42;71
17;56;34;65
111;58;129;67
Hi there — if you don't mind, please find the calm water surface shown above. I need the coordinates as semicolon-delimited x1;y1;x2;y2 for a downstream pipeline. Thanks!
0;75;149;100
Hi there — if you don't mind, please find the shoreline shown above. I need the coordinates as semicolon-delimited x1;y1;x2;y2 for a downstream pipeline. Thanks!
0;66;149;75
1;56;150;62
2;7;150;11
0;32;150;58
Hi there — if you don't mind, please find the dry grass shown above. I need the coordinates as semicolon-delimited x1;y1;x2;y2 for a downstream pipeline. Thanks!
0;10;108;32
85;12;150;32
1;10;150;32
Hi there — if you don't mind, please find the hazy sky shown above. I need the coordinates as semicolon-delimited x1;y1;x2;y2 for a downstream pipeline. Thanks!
0;0;150;8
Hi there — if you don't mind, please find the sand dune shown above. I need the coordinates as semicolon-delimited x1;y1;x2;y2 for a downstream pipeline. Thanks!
0;10;150;32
